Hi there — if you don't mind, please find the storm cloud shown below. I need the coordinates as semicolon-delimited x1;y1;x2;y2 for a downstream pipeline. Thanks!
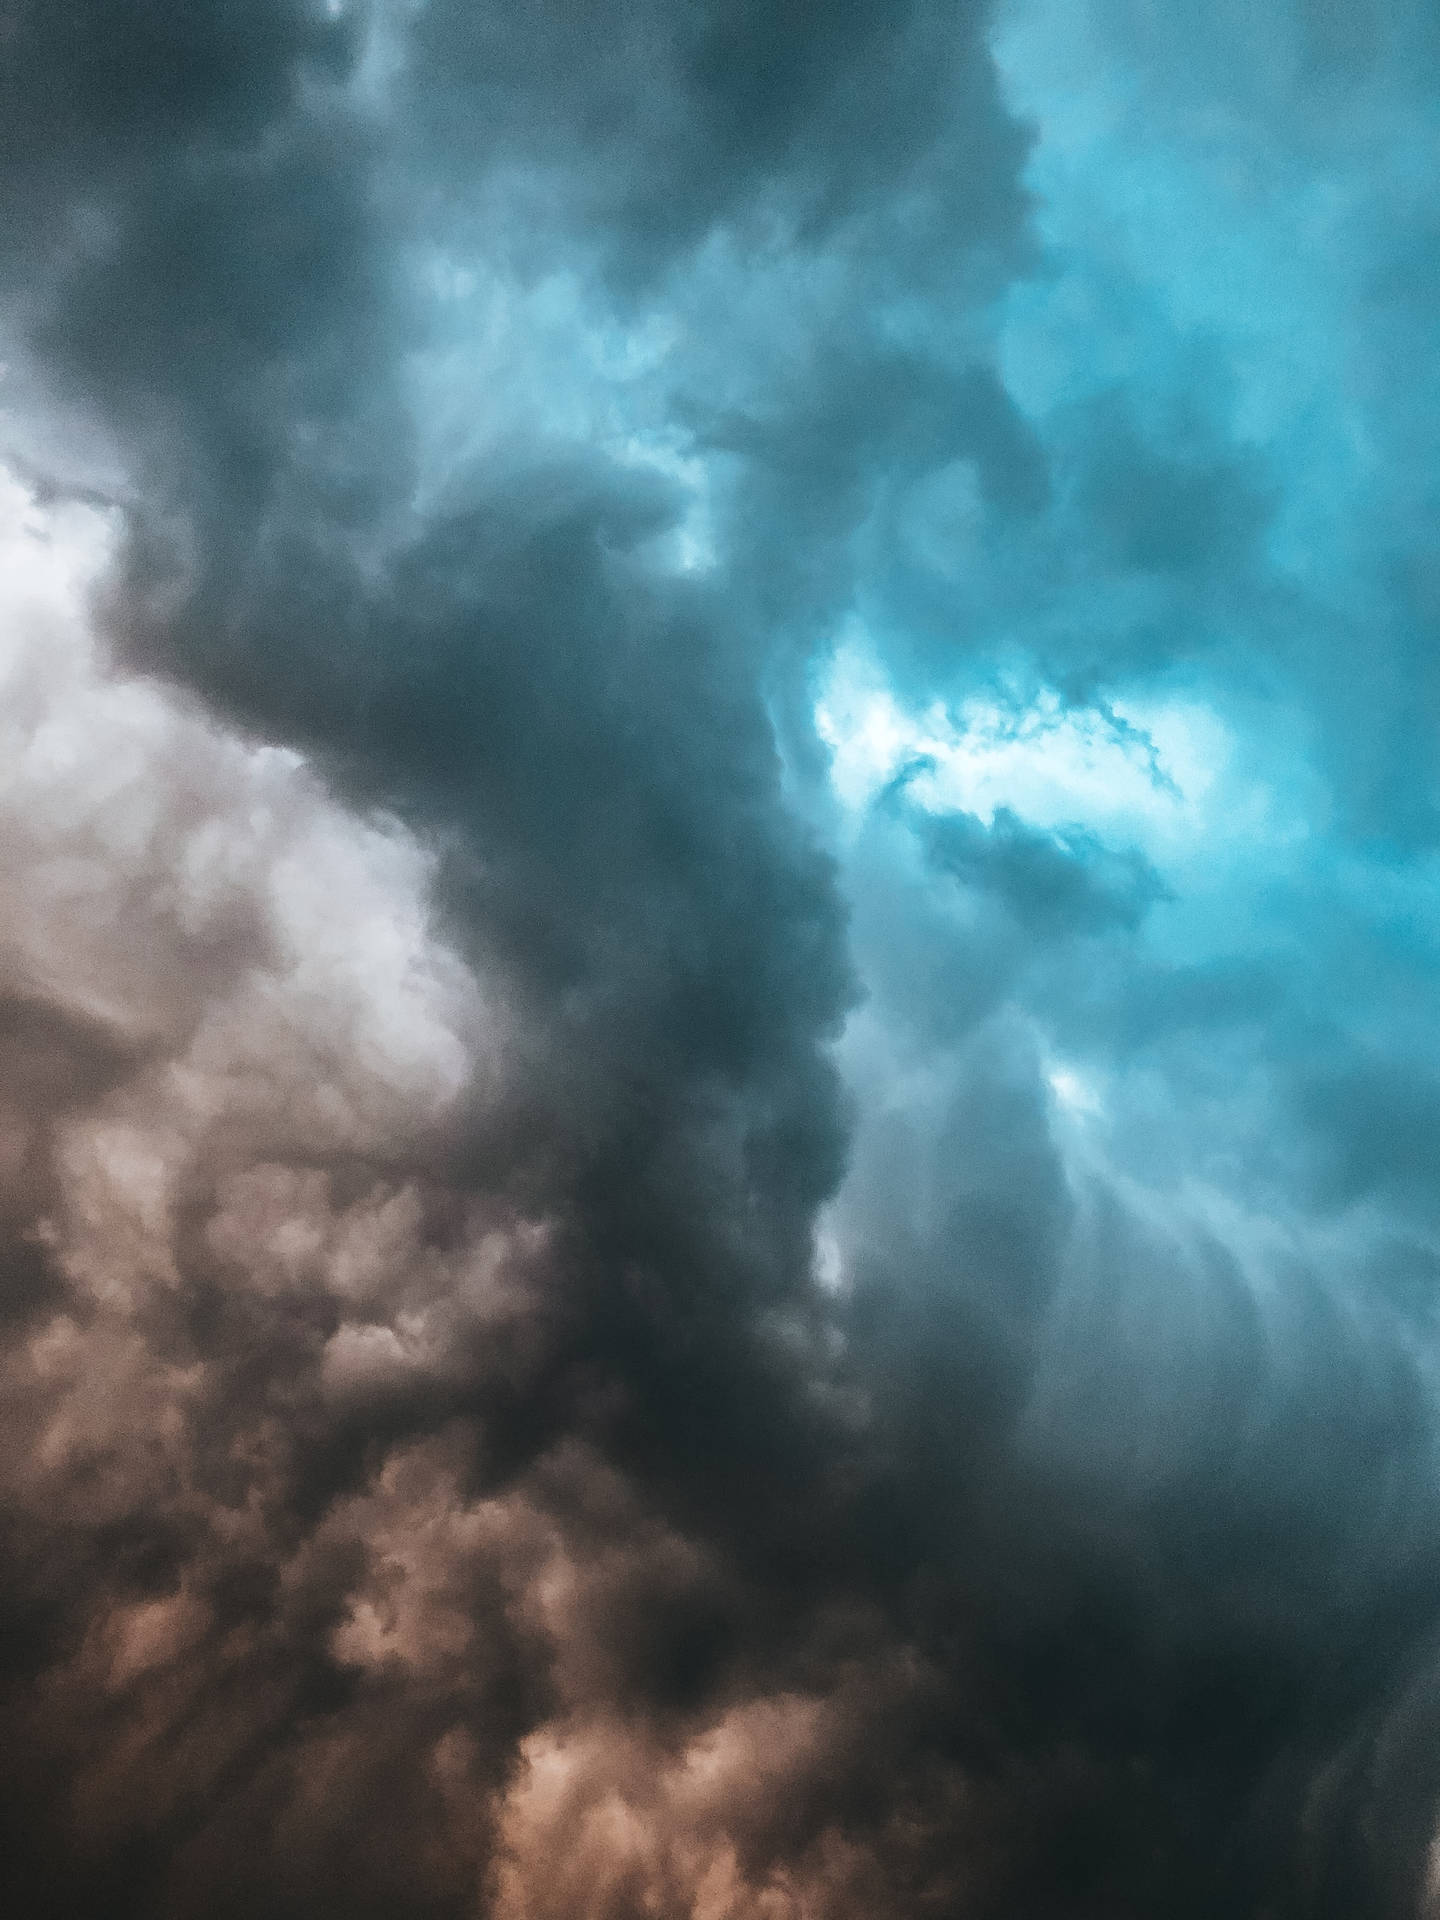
3;2;1440;1916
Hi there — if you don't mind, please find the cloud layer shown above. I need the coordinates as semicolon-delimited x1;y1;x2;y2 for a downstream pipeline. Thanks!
5;2;1440;1915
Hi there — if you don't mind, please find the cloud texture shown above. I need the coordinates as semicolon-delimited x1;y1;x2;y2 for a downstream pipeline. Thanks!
5;1;1440;1914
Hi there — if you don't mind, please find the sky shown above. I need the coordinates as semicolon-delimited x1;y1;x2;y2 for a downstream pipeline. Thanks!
3;2;1440;1915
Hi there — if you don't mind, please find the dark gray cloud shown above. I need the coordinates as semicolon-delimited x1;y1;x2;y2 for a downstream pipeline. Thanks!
3;2;1440;1917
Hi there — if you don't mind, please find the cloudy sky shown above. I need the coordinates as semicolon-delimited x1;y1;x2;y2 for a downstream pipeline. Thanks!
3;2;1440;1914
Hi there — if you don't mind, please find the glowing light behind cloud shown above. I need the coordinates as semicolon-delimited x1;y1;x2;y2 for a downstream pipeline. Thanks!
815;632;1228;847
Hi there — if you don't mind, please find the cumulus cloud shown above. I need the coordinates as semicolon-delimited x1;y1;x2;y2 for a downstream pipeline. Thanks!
5;2;1440;1917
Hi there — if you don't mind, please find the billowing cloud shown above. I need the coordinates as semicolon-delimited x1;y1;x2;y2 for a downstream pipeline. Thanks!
4;2;1440;1916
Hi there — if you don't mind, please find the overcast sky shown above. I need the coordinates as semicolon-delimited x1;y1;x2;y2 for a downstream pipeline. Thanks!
4;3;1440;1915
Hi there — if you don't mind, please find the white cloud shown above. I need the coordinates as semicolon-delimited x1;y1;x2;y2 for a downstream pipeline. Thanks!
0;461;499;1315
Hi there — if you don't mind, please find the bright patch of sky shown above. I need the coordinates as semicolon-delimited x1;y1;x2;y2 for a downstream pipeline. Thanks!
814;628;1285;876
